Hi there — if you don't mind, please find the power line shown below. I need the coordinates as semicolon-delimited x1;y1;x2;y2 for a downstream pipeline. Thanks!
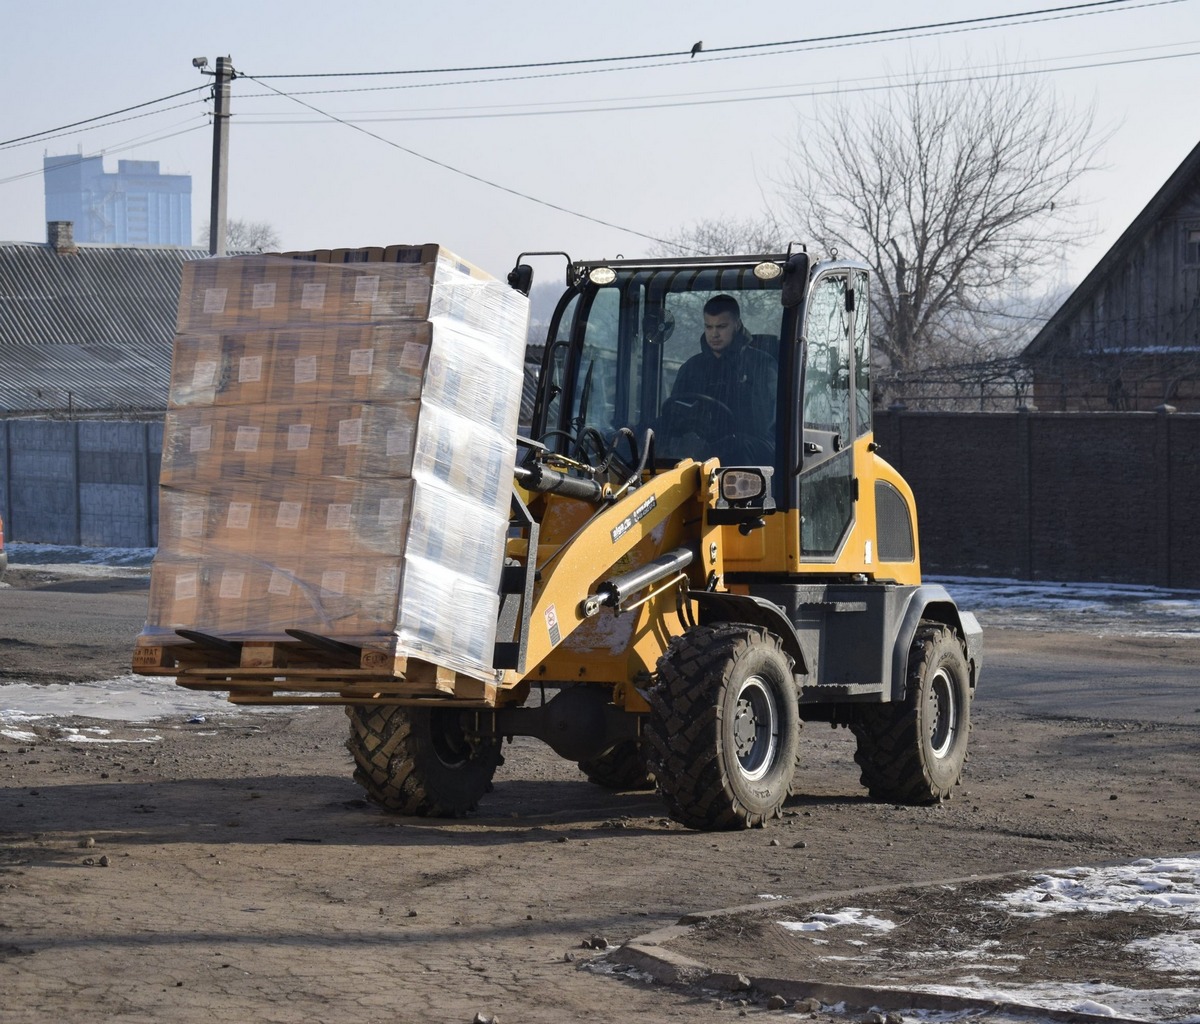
0;85;209;149
233;35;1197;109
250;0;1162;79
239;72;697;252
229;46;1200;126
0;98;208;153
0;124;207;187
0;0;1181;173
218;0;1190;104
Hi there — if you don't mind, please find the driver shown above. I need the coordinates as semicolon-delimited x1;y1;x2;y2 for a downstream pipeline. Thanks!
668;294;776;442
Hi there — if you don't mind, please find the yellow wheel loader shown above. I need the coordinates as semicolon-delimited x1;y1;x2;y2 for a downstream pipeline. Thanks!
135;248;981;831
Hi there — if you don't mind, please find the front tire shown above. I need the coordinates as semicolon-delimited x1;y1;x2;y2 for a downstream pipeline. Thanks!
345;705;503;817
646;624;800;830
851;622;972;804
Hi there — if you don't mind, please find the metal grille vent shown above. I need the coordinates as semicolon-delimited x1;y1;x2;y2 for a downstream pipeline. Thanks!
876;480;915;562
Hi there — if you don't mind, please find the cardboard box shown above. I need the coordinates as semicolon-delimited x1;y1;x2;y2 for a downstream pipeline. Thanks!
205;483;268;556
268;329;332;406
295;557;404;637
215;406;275;482
159;407;226;487
168;332;223;407
262;403;323;483
319;400;420;479
393;555;500;680
218;332;273;406
253;481;311;555
330;246;385;264
145;558;208;632
176;258;245;333
300;479;413;558
157;486;210;559
155;243;530;680
325;322;432;403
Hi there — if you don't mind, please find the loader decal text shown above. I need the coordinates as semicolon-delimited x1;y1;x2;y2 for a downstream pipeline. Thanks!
545;604;562;647
611;495;657;543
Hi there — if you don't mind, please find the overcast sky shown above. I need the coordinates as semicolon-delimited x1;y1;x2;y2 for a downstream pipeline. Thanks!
2;0;1198;286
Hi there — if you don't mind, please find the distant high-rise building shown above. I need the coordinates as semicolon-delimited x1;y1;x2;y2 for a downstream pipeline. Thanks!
43;155;192;245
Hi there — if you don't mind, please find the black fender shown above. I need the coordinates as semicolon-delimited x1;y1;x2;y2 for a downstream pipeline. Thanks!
890;584;983;702
689;591;809;676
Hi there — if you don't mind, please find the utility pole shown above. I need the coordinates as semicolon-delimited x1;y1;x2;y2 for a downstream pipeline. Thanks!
204;56;234;256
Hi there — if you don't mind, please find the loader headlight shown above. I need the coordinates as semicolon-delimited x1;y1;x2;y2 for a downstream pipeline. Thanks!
709;467;776;526
588;266;616;285
719;469;766;502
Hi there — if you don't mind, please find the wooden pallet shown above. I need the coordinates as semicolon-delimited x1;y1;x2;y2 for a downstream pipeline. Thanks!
132;630;501;707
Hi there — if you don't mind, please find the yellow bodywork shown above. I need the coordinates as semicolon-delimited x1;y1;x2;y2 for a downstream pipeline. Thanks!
514;433;921;710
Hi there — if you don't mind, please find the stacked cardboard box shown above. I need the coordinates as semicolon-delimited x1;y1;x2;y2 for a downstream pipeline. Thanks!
141;246;529;681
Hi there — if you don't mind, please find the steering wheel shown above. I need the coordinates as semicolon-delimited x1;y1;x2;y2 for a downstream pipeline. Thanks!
659;393;736;442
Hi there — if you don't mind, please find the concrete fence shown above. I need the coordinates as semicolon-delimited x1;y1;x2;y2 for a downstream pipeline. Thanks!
0;419;162;548
2;413;1198;589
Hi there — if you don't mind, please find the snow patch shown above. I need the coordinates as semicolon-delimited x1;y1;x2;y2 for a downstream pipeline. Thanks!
779;908;898;933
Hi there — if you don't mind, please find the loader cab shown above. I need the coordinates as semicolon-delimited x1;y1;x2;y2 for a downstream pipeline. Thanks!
526;253;899;577
533;255;797;475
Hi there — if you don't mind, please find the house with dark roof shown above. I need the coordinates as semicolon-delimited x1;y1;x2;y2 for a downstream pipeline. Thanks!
0;221;213;418
1023;139;1200;412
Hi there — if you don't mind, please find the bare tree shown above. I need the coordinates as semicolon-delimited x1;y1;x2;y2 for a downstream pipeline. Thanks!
782;66;1105;377
196;218;281;251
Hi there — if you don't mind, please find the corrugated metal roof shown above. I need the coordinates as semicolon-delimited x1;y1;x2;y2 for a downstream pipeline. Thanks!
0;241;229;416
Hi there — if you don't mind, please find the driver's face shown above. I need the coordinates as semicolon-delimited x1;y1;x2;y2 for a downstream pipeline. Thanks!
704;312;740;355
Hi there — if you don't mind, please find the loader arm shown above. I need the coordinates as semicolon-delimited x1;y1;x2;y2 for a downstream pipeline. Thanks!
505;458;715;685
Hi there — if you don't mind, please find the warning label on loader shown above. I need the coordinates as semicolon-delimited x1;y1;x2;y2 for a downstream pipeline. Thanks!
545;604;562;647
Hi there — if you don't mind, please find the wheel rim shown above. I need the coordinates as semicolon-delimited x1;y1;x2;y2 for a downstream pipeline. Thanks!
927;667;958;759
731;675;779;781
429;711;472;768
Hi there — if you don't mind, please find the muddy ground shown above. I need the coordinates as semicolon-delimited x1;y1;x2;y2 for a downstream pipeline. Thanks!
1;565;1199;1022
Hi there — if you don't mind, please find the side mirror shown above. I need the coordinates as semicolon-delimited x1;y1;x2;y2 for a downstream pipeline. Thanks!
781;252;810;309
507;263;534;296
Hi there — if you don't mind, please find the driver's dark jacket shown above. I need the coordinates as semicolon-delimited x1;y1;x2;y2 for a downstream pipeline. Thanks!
670;329;777;439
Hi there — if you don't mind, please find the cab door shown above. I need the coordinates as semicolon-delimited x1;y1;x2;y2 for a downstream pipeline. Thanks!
799;271;855;560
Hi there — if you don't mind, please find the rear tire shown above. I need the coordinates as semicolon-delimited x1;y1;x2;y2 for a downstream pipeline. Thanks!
578;740;655;791
345;705;503;817
646;624;800;830
851;622;971;804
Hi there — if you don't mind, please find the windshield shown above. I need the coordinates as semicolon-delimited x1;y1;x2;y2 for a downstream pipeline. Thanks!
560;265;785;472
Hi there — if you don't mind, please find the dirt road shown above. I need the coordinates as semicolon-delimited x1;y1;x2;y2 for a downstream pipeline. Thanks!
2;566;1199;1022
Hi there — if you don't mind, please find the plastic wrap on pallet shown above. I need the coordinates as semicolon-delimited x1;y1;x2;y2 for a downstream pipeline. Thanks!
143;245;531;682
406;480;509;592
411;404;516;519
393;554;503;680
423;319;525;434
